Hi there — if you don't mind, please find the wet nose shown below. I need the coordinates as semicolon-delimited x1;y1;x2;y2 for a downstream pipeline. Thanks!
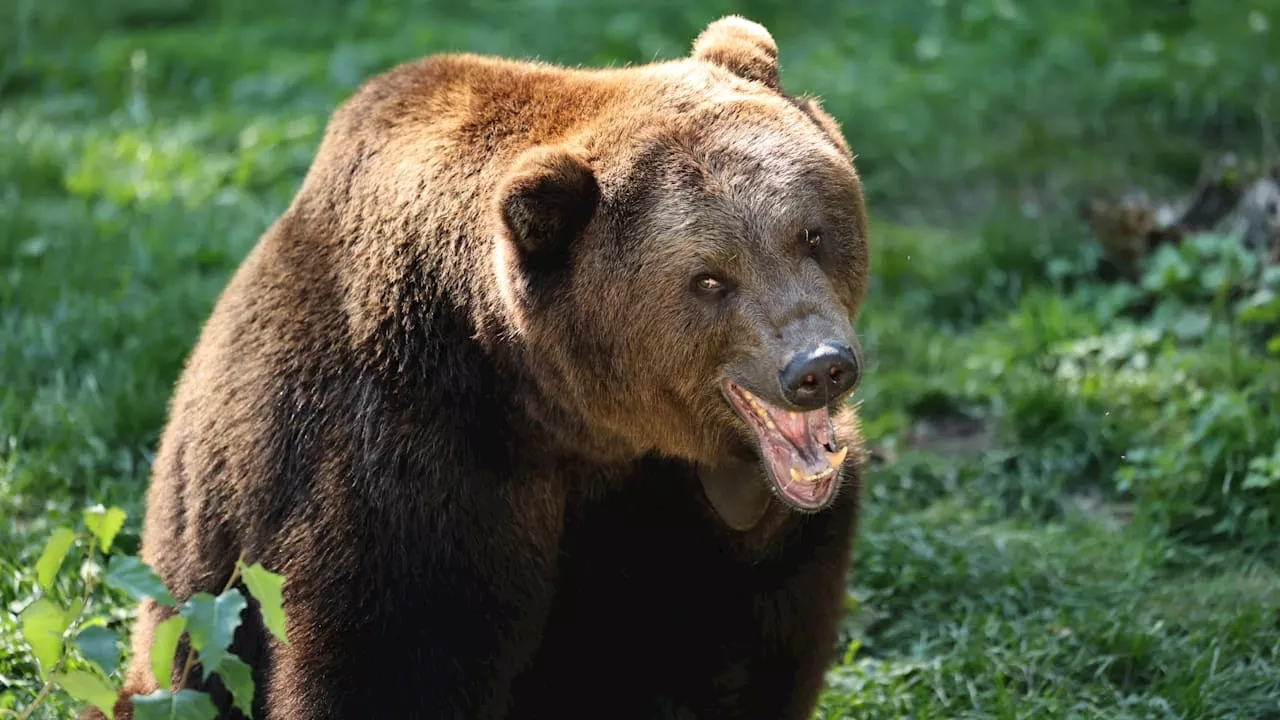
778;343;860;410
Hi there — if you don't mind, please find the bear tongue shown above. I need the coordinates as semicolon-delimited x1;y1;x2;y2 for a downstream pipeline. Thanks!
769;406;834;464
722;382;847;510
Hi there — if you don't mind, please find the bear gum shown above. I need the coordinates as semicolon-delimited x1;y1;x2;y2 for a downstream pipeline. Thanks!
90;16;871;720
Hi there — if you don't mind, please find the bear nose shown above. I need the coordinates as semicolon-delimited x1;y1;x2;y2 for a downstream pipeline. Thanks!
778;343;859;410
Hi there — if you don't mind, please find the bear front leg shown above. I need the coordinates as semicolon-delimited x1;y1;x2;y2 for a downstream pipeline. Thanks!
700;496;858;720
512;470;858;720
665;486;855;717
259;476;565;720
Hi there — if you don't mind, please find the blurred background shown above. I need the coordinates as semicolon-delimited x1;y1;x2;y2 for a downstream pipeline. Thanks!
3;1;1279;717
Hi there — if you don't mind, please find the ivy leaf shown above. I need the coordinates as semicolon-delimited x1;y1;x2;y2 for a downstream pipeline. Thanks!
20;598;70;676
180;589;247;679
84;506;128;553
1170;310;1211;341
1237;289;1280;323
54;669;118;720
105;556;176;606
238;562;289;645
210;654;254;716
1243;472;1274;489
131;689;219;720
36;527;77;592
75;625;121;676
150;615;187;690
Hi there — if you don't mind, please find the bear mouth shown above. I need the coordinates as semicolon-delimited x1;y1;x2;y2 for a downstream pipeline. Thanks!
721;380;848;512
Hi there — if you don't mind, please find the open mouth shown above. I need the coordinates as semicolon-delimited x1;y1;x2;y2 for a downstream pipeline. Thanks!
722;380;848;512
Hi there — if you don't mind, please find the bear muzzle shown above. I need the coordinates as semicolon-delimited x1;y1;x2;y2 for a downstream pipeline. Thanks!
720;377;853;513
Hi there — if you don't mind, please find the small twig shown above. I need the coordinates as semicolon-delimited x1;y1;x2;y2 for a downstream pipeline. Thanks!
175;551;246;690
175;640;200;693
15;681;56;720
1257;100;1276;171
1216;249;1240;387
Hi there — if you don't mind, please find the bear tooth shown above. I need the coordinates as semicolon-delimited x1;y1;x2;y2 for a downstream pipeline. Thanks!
788;467;831;485
828;446;848;467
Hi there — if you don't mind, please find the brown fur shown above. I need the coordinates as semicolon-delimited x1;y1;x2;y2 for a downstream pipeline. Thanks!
90;16;870;720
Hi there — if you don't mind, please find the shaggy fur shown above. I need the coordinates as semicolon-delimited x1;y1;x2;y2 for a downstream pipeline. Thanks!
91;16;871;720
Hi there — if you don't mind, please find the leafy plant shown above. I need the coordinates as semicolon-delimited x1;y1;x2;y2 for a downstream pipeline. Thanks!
1237;266;1280;355
6;509;287;720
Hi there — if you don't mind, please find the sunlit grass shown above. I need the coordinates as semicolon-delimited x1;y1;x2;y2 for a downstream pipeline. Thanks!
3;0;1279;716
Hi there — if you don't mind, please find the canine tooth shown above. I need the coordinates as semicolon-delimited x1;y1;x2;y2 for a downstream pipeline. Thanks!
790;467;803;484
828;446;849;467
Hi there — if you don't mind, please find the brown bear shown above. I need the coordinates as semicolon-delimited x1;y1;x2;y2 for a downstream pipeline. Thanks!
94;15;870;720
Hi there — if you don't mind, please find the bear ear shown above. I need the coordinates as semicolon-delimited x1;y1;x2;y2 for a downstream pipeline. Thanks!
497;145;600;257
791;95;855;159
691;16;781;91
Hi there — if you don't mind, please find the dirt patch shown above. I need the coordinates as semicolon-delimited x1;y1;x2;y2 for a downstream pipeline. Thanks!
901;411;996;458
1069;486;1134;531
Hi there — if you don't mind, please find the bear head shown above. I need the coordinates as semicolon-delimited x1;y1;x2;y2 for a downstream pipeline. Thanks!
491;16;869;525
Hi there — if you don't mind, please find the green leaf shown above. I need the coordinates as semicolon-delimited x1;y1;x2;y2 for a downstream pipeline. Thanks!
1242;474;1273;490
105;556;176;606
20;598;70;677
1243;470;1276;490
211;654;254;716
75;625;120;676
1237;289;1280;323
36;527;77;592
67;596;86;623
1170;310;1211;340
131;689;218;720
1268;334;1280;355
1200;262;1230;292
150;615;187;690
53;669;118;720
84;506;128;553
238;562;289;645
180;589;247;679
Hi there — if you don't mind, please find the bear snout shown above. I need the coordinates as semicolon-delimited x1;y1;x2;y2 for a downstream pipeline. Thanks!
778;341;860;410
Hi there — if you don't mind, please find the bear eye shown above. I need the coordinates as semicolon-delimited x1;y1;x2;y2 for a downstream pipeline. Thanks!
803;228;822;252
693;274;729;294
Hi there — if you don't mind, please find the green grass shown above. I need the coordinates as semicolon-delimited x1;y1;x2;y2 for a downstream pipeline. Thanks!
4;0;1280;717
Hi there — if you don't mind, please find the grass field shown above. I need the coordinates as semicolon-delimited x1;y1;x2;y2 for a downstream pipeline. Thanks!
3;1;1280;717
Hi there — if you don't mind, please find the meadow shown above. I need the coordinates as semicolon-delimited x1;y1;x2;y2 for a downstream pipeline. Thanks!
3;1;1279;717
